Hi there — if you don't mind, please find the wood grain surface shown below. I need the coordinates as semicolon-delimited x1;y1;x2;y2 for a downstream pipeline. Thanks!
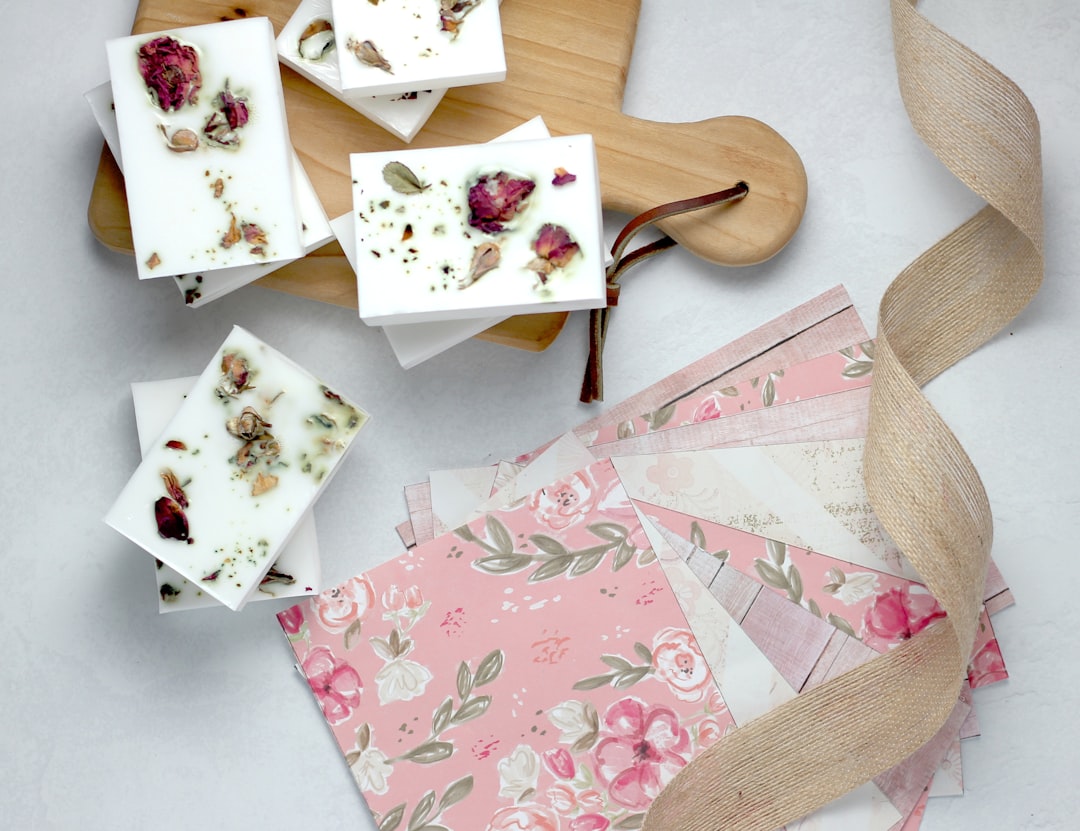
88;0;807;349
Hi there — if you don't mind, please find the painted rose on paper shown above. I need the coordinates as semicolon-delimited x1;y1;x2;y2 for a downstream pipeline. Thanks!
527;468;613;532
278;604;306;638
381;583;431;630
486;804;560;831
137;35;201;111
651;628;712;702
861;585;947;650
690;389;737;423
542;747;576;780
645;455;695;495
968;638;1008;687
316;575;376;633
497;745;541;800
302;645;364;725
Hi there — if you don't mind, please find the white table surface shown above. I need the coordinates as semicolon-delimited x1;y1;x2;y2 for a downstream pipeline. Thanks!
1;1;1076;828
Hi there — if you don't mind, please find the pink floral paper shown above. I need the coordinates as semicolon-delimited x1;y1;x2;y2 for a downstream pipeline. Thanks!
279;459;733;831
640;504;1008;689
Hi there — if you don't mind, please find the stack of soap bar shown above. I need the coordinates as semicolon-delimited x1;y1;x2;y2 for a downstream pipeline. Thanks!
106;18;304;279
131;376;322;613
277;0;447;143
106;326;369;611
331;0;505;97
351;134;606;324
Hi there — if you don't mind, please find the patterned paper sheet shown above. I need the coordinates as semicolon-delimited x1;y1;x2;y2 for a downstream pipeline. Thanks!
279;459;734;830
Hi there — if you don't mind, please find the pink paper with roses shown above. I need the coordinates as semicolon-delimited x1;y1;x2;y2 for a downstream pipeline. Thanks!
279;459;732;831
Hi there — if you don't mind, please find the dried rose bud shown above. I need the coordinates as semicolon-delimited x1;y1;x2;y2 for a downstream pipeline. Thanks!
138;36;201;111
347;38;393;74
154;496;189;541
552;167;577;186
298;18;335;61
226;406;271;441
467;172;536;233
218;352;252;397
459;241;501;289
160;469;189;508
527;223;580;283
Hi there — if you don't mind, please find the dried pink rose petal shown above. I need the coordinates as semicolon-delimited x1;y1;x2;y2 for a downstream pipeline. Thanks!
160;469;189;508
155;496;189;541
138;36;201;111
242;222;267;245
552;167;577;186
459;241;501;288
467;172;536;233
534;223;579;267
204;86;249;147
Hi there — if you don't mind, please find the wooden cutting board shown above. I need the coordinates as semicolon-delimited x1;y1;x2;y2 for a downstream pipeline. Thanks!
88;0;807;350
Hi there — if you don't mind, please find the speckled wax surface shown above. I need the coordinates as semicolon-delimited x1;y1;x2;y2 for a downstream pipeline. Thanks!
106;17;304;279
351;134;606;325
131;376;322;613
105;326;368;611
276;0;447;142
330;0;505;97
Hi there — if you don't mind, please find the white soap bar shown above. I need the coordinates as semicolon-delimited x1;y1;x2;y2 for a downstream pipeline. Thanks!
106;18;304;279
350;134;605;324
331;0;505;97
131;376;322;613
277;0;446;143
84;80;333;306
106;326;369;610
333;117;550;367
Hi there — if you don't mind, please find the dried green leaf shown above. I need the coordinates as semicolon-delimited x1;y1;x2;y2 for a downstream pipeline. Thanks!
383;160;428;194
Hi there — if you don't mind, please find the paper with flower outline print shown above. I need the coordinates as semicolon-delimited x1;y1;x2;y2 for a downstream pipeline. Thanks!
277;458;732;830
612;439;922;581
590;341;876;446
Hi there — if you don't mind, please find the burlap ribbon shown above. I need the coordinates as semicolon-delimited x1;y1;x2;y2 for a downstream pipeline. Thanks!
641;2;1043;829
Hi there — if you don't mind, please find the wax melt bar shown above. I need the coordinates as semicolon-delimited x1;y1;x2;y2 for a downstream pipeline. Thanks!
106;327;369;611
277;0;446;142
106;18;304;279
351;134;605;325
84;81;333;306
331;0;505;97
131;377;322;613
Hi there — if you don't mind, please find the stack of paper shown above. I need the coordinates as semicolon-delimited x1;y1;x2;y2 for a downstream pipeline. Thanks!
275;285;1012;829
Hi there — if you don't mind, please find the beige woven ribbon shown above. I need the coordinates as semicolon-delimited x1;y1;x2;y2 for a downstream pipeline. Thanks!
641;2;1043;829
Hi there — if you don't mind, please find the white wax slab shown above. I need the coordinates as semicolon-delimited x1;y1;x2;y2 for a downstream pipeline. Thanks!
351;134;605;325
106;18;304;279
334;117;550;367
331;0;505;97
105;326;369;610
132;376;321;613
276;0;446;143
83;81;333;307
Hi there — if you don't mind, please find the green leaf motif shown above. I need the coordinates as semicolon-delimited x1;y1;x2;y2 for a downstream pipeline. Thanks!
452;695;491;724
409;791;437;831
827;613;858;640
762;376;776;406
344;617;364;650
528;555;574;582
637;547;657;566
712;548;730;562
587;522;627;542
379;803;406;831
474;649;504;687
613;666;652;689
601;654;634;672
486;515;514;556
615;814;646;830
402;741;454;764
788;563;804;605
754;559;789;591
454;525;478;544
612;541;635;572
571;730;599;753
634;642;653;664
860;340;876;359
842;360;874;378
689;521;707;550
473;554;532;575
644;402;676;430
808;598;823;618
456;661;473;700
766;537;787;566
439;775;474;813
839;346;855;359
530;534;570;557
573;674;614;691
357;722;371;752
616;420;635;440
432;697;453;735
571;548;607;576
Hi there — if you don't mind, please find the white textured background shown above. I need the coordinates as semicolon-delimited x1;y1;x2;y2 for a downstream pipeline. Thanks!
0;1;1076;828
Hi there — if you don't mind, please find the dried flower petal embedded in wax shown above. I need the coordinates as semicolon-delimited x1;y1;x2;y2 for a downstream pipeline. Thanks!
160;468;189;508
146;252;161;270
467;172;536;233
382;161;429;194
226;406;272;441
165;440;187;451
159;583;181;602
459;241;501;289
552;167;577;186
158;125;200;152
242;222;268;245
204;85;249;147
212;178;224;198
137;36;201;111
347;38;393;74
527;223;580;283
298;18;336;61
155;496;189;541
252;472;279;496
260;565;295;586
218;352;253;398
221;214;242;248
440;0;481;39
